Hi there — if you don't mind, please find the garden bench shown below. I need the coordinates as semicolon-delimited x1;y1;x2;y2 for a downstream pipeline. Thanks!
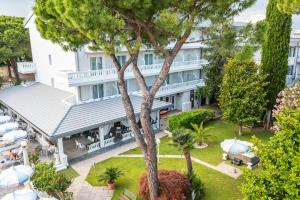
119;189;137;200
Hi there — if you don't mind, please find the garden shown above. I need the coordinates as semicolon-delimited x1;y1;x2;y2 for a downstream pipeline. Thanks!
86;116;272;200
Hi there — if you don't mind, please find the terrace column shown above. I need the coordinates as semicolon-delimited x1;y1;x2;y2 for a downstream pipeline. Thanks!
57;138;68;169
99;127;105;148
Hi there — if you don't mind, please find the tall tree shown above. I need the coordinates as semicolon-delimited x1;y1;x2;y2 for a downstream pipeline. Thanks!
261;0;292;129
203;19;264;101
219;57;267;136
0;16;32;83
277;0;300;14
241;85;300;199
33;1;255;199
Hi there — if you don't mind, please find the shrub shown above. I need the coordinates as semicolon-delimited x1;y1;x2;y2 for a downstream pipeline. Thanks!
189;175;205;200
168;109;214;132
139;170;191;200
98;167;123;184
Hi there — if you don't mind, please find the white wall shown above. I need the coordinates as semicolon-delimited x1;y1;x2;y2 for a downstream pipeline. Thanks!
27;15;77;94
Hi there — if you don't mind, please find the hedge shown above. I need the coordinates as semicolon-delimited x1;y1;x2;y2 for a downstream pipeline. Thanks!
167;109;214;132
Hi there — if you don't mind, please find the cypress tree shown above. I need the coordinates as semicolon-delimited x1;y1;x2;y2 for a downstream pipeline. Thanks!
261;0;292;129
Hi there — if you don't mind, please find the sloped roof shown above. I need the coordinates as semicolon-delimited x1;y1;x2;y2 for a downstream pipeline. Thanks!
0;83;171;138
0;83;71;136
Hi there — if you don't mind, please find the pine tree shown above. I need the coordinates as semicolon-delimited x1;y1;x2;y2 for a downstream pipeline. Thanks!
261;0;292;129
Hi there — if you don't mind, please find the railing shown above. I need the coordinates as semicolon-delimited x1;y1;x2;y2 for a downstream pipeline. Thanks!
122;132;132;141
67;60;206;86
17;62;36;74
288;57;296;66
87;141;101;153
104;137;115;147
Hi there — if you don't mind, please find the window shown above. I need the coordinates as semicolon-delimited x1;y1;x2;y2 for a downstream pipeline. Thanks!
117;55;126;67
199;69;202;79
90;57;102;70
92;84;104;99
289;47;296;57
144;54;153;65
287;65;294;75
48;54;52;65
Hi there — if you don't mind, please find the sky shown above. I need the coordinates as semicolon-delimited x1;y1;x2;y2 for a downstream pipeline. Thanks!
0;0;299;30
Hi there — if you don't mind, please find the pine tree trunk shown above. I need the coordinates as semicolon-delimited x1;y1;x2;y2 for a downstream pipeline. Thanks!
10;59;20;83
238;125;243;136
183;149;193;178
140;100;159;200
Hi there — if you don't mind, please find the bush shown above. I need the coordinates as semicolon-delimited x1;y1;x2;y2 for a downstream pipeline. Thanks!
189;175;205;200
168;109;214;132
139;170;191;200
98;167;123;184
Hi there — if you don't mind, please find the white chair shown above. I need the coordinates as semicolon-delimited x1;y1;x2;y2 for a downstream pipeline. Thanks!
79;143;85;152
75;140;80;149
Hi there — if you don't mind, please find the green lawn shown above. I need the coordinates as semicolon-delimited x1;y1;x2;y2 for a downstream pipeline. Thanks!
86;157;243;200
123;120;272;165
59;167;80;180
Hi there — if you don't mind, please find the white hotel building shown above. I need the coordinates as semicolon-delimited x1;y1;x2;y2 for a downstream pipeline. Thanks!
1;13;299;170
0;14;207;170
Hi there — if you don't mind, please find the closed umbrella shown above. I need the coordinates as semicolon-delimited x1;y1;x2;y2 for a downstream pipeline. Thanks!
0;116;11;124
2;130;27;142
0;122;19;136
0;165;34;187
1;189;37;200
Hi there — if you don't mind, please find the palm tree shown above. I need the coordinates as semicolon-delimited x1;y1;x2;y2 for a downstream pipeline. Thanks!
171;128;195;178
190;122;215;146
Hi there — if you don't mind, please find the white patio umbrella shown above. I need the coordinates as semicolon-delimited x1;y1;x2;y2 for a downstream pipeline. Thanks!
221;139;250;173
220;139;249;154
0;165;34;187
0;122;19;136
1;189;37;200
2;130;27;142
0;116;12;124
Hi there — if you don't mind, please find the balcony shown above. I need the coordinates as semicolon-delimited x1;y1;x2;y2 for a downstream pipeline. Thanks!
67;60;207;86
132;79;205;97
17;62;36;74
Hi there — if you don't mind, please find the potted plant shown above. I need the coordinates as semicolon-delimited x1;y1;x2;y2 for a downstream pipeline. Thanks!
98;167;123;190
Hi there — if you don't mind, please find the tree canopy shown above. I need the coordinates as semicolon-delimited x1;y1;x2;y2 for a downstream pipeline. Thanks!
260;0;292;128
219;58;267;135
203;19;265;100
0;15;31;82
277;0;300;14
241;85;300;199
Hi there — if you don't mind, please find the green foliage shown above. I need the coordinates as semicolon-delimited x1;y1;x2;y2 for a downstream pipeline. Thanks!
31;162;72;199
203;19;263;100
167;109;214;132
241;107;300;199
190;122;215;145
219;58;267;131
28;152;39;165
261;0;292;111
0;16;31;64
170;128;195;151
33;0;256;54
189;174;205;200
277;0;300;14
98;167;123;184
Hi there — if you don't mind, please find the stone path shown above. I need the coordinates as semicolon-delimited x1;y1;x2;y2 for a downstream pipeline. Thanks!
68;132;167;200
117;154;241;179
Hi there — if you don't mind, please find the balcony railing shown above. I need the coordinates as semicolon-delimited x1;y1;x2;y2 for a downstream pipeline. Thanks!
67;60;207;86
17;62;36;74
132;79;205;97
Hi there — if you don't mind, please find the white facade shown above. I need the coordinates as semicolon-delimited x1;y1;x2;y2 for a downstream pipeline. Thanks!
25;14;207;111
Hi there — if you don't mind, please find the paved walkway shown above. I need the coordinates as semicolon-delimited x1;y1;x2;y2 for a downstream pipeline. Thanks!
69;132;167;200
117;154;241;179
